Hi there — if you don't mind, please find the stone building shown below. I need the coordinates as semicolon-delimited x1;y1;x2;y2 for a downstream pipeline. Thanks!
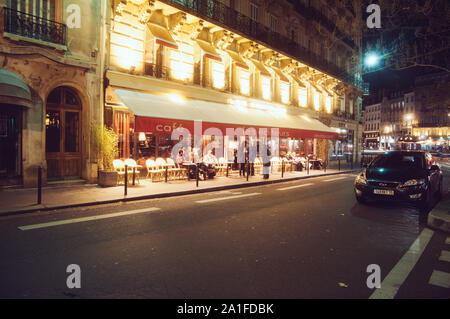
0;0;103;187
104;0;363;164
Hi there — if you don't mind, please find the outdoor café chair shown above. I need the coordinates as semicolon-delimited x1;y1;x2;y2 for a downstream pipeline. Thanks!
166;157;182;180
217;157;228;176
113;159;127;184
254;157;263;175
145;159;164;182
124;158;141;183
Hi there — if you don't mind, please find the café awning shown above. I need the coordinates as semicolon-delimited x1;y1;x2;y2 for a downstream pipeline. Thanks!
114;89;338;140
250;59;271;77
0;69;32;108
196;40;221;61
148;23;178;49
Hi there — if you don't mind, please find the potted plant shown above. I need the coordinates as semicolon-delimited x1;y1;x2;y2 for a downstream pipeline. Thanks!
91;123;119;187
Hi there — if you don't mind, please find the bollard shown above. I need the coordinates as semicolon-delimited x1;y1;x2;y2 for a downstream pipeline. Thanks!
226;163;229;177
338;159;341;171
37;166;42;205
246;162;249;181
132;167;136;186
281;160;284;178
124;165;128;196
165;166;168;183
324;160;327;173
307;158;310;175
196;163;199;187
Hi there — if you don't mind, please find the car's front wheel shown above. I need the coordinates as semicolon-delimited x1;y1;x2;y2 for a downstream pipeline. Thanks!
355;192;367;204
418;188;431;210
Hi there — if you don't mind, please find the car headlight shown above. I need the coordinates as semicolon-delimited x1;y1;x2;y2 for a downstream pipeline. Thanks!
355;172;367;185
402;179;425;187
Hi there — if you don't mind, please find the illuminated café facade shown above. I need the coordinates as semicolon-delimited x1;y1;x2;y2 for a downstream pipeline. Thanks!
105;0;363;162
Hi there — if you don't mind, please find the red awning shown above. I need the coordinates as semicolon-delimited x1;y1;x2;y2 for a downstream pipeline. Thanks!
115;90;338;140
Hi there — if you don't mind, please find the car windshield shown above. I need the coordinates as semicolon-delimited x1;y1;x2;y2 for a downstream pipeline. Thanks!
370;153;424;169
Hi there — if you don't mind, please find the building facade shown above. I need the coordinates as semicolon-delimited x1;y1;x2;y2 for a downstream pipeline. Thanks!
104;0;363;165
0;0;104;187
362;102;380;149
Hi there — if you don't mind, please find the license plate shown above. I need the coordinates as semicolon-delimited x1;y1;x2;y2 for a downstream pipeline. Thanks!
373;189;394;196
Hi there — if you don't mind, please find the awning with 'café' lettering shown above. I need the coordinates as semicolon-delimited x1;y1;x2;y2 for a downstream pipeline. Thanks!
114;89;338;140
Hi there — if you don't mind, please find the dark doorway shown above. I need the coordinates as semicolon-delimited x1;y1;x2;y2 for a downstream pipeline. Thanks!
0;104;22;180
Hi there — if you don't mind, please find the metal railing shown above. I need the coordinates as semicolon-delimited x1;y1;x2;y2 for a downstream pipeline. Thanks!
162;0;362;89
4;7;67;46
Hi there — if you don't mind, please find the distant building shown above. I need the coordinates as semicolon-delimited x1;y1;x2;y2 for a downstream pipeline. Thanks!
362;103;380;149
364;72;449;151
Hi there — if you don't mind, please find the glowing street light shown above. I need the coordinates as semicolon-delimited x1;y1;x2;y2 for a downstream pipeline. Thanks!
364;53;380;68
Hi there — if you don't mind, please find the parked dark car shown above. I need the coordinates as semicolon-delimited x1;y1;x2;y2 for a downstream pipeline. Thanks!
354;151;443;208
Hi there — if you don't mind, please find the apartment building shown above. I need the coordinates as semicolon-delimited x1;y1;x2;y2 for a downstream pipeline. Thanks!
105;0;363;164
0;0;103;187
362;103;380;149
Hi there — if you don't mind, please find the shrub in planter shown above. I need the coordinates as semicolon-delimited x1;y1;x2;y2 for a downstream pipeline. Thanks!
91;123;119;187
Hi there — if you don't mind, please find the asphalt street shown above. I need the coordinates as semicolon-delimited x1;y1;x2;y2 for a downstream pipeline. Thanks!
0;171;449;299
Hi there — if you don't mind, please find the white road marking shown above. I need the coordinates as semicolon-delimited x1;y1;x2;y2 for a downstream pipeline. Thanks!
369;228;434;299
195;193;261;204
438;250;450;263
18;207;161;231
428;270;450;288
323;177;347;182
277;183;314;191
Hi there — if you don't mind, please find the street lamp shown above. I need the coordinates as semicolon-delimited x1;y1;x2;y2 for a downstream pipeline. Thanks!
364;52;380;68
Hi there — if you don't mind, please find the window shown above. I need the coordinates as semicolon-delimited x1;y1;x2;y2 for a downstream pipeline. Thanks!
9;0;56;20
250;3;258;21
261;76;271;100
349;100;354;114
170;42;194;81
238;67;250;95
298;87;307;107
325;96;332;113
339;96;345;112
280;81;290;104
270;14;277;32
314;90;321;111
211;61;225;89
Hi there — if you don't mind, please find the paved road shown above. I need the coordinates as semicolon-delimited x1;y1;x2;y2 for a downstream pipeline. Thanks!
0;172;449;299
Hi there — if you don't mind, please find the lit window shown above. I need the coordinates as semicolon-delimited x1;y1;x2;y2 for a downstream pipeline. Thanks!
314;90;321;111
170;43;194;81
349;100;354;114
239;67;250;95
339;96;345;112
262;76;271;100
212;61;225;89
298;87;307;107
325;96;332;113
280;81;290;104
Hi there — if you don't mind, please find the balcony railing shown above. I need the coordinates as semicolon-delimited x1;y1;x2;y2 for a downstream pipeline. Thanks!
162;0;362;89
3;7;67;46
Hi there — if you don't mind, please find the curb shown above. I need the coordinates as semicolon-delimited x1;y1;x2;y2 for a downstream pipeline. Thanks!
0;170;358;217
427;201;450;234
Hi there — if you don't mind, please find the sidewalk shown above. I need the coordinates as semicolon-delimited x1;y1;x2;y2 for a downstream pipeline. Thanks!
428;197;450;233
0;168;357;216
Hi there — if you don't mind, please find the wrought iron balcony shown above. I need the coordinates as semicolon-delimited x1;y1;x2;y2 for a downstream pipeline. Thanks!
162;0;362;89
3;7;67;46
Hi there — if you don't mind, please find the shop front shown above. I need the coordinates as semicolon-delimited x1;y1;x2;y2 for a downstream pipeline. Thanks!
0;69;32;186
105;88;338;177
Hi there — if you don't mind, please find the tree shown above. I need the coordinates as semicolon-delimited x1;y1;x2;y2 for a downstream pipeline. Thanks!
362;0;450;74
